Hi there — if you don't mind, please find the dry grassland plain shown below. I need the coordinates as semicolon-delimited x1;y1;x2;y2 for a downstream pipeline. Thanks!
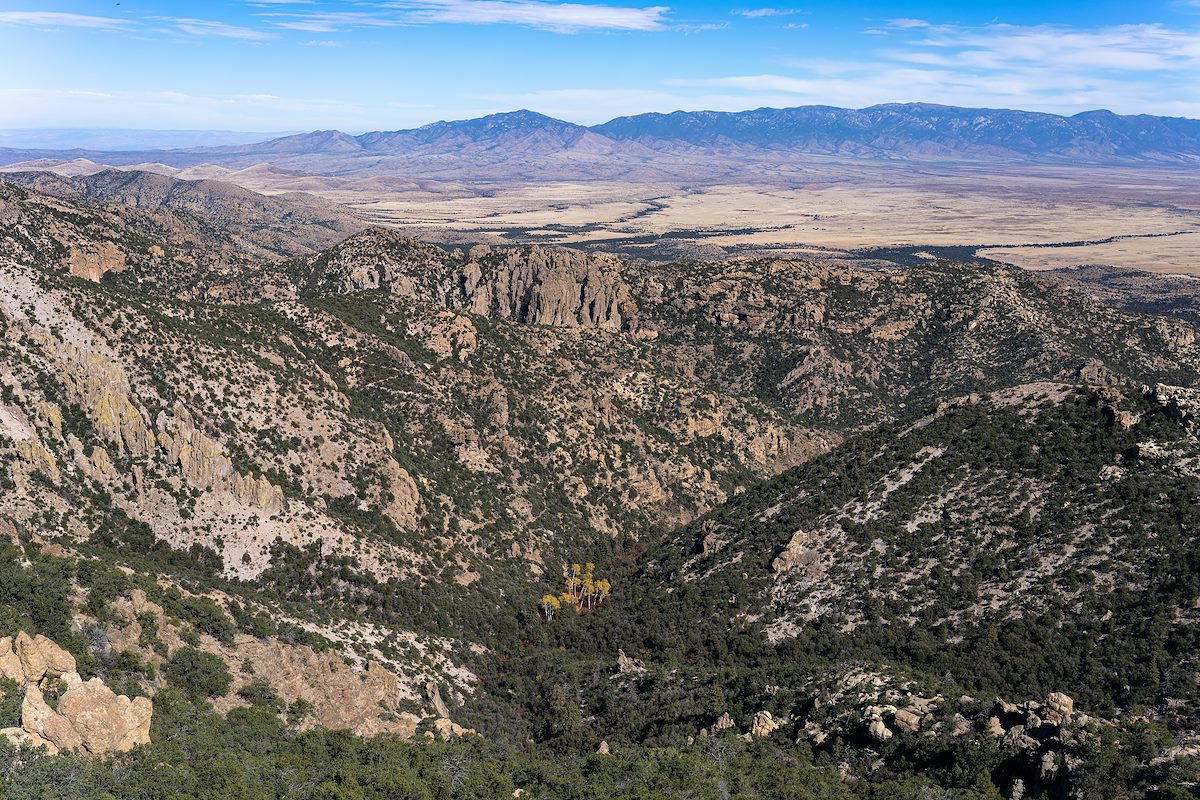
257;162;1200;274
12;156;1200;273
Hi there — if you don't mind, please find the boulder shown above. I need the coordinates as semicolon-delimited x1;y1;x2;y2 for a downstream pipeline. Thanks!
1046;692;1073;719
432;717;472;740
0;637;23;683
893;708;921;733
597;740;610;755
1001;724;1037;750
868;719;893;743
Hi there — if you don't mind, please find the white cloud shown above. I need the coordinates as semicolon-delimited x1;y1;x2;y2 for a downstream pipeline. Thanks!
897;22;1200;73
887;18;930;30
266;11;405;32
0;11;130;29
676;21;1200;117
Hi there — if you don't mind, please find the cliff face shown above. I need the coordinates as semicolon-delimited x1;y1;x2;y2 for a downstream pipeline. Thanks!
461;245;638;332
157;402;283;514
284;228;640;333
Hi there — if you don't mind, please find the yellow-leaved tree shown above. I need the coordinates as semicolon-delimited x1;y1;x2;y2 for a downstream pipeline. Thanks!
540;561;612;618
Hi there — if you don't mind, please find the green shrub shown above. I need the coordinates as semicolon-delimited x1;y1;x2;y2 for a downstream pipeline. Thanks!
164;647;231;699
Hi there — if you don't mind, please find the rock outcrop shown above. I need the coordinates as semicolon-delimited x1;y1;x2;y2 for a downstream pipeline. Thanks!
66;241;127;283
290;229;642;334
616;649;646;674
770;529;822;575
0;632;151;755
750;710;778;737
213;635;418;739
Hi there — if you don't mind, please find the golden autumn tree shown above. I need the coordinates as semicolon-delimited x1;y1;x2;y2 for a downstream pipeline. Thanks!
540;561;612;617
539;594;561;621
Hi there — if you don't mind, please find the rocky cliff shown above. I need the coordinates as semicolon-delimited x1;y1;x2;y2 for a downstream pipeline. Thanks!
281;228;641;333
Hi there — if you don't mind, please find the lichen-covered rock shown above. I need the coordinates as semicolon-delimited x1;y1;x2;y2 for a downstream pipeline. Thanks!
39;337;156;457
157;402;283;513
16;439;59;482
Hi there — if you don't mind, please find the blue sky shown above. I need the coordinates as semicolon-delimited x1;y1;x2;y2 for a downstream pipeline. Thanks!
2;0;1200;131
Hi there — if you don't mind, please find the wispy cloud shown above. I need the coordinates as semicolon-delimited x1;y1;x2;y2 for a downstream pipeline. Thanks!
164;17;278;40
0;11;130;29
391;1;670;32
263;1;671;33
0;87;423;131
886;18;930;30
267;11;404;32
669;21;1200;118
891;21;1200;72
731;8;803;18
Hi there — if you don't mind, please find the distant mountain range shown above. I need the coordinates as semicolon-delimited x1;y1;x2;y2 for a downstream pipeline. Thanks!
2;104;1199;180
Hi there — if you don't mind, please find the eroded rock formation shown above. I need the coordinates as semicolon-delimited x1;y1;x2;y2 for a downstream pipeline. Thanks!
0;632;151;755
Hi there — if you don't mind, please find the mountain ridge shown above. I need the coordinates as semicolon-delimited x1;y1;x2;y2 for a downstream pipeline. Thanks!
4;104;1200;173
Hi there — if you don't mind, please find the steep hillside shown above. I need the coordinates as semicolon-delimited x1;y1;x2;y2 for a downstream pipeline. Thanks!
4;184;1200;796
504;383;1200;797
